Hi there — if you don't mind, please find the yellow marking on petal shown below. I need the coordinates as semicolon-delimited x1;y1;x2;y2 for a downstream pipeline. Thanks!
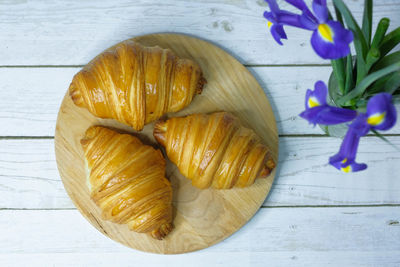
367;112;386;126
267;21;273;29
341;158;347;164
341;165;352;173
318;23;334;43
308;97;320;108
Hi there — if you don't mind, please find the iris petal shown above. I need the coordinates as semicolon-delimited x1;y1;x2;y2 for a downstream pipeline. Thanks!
314;80;328;105
285;0;317;22
300;81;357;125
366;93;397;131
300;12;318;30
311;20;353;59
312;1;328;23
308;97;320;108
275;11;304;28
348;113;371;136
304;80;327;109
264;11;277;24
270;24;287;45
329;127;367;172
331;161;367;172
367;112;386;126
264;1;305;45
318;24;334;42
265;0;280;13
313;0;327;6
349;162;368;172
300;105;357;125
285;0;308;10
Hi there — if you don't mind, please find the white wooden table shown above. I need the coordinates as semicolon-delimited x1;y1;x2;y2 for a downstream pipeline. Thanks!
1;0;400;266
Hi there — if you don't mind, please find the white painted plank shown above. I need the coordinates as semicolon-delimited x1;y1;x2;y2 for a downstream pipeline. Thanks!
1;137;399;209
1;67;399;136
0;0;399;65
0;207;399;267
2;252;400;267
0;68;76;137
273;135;400;206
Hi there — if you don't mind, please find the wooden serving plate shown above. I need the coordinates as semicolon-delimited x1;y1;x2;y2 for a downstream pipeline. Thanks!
55;33;278;254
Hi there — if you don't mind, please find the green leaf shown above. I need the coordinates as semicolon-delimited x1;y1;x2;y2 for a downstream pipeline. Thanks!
372;51;400;72
364;73;392;95
333;0;368;59
331;59;345;95
362;0;373;46
383;71;400;94
371;18;390;49
371;129;400;152
355;98;368;110
344;54;354;94
365;47;381;72
337;62;400;105
380;27;400;57
334;4;344;25
333;0;369;84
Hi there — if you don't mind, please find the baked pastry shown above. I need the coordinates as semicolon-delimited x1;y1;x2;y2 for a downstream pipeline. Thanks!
70;40;206;130
153;112;275;189
81;126;173;239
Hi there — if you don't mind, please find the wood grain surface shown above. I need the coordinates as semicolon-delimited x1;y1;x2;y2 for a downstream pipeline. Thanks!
2;66;398;137
1;207;399;266
2;136;400;209
2;0;400;265
54;33;278;254
0;0;398;65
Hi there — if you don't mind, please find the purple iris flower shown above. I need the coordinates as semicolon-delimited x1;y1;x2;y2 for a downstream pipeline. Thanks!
345;93;397;135
263;0;290;45
329;125;367;173
299;81;357;125
329;93;397;172
264;16;287;45
263;0;354;59
365;93;397;131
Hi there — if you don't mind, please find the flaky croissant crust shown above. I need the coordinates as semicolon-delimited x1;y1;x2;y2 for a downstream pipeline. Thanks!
154;112;275;189
70;40;206;130
81;126;173;239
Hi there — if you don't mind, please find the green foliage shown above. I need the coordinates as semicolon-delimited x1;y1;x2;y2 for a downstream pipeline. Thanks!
337;62;400;105
362;0;373;45
330;0;399;110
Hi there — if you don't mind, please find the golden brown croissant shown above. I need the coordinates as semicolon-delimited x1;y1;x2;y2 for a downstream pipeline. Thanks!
81;126;173;239
153;112;275;189
70;40;206;130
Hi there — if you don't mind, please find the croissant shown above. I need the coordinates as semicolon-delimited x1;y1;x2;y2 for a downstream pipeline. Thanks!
69;40;206;131
153;112;276;189
81;126;173;239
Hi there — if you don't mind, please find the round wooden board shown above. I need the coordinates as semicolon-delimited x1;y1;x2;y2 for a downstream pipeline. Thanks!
55;33;278;254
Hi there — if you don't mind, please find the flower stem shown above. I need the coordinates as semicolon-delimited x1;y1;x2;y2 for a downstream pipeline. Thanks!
344;55;354;94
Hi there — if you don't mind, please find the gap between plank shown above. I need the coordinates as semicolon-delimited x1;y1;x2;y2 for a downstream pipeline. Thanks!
261;204;400;209
0;65;84;68
1;134;400;140
279;134;400;138
0;64;331;68
244;64;331;67
0;136;54;140
1;204;399;211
